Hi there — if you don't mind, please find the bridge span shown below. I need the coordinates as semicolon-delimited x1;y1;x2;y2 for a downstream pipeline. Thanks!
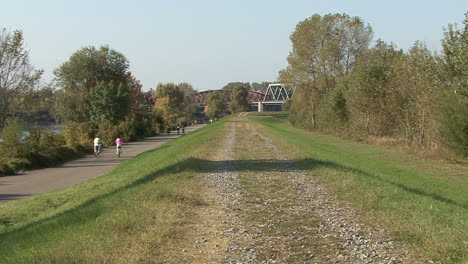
194;84;292;112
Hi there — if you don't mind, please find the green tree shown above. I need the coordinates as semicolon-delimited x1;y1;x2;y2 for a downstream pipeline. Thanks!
440;13;468;156
230;85;249;113
21;86;56;123
0;29;43;132
205;91;226;119
86;81;129;124
222;82;250;90
279;13;373;129
178;82;199;123
154;83;184;127
345;40;405;136
398;41;441;146
279;13;373;87
54;45;129;123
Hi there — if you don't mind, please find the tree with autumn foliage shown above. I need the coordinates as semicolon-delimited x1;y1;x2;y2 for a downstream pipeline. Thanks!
154;83;184;127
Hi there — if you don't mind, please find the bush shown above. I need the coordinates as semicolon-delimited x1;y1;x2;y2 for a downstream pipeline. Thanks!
63;122;96;147
7;158;31;172
118;118;137;142
0;118;26;161
0;163;14;176
98;120;119;146
23;127;66;154
282;99;292;111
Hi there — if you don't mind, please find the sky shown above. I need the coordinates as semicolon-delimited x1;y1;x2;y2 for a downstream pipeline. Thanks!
1;0;467;91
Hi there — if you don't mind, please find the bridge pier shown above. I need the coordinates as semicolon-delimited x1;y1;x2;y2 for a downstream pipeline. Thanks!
258;102;264;112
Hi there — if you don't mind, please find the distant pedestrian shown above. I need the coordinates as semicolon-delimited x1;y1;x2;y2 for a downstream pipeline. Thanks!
182;125;185;135
176;125;180;135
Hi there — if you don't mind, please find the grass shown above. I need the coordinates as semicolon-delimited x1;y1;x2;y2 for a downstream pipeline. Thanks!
0;118;230;264
1;112;466;263
248;112;468;264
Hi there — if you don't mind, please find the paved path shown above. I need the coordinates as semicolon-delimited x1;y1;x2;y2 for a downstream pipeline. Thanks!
0;125;205;202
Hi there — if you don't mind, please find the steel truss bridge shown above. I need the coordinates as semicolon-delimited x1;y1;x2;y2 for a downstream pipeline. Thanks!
194;84;292;112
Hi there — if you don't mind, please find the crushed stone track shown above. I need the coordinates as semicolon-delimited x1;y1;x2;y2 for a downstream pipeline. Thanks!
202;114;421;264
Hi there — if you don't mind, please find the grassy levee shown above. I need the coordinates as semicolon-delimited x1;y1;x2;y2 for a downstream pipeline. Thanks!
248;113;467;264
0;118;229;264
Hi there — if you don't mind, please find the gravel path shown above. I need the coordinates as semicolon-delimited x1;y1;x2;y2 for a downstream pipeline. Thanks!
202;114;421;264
254;131;419;264
204;115;259;263
0;125;205;202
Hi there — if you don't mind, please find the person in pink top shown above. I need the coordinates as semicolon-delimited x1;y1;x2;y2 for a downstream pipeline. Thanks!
115;136;123;157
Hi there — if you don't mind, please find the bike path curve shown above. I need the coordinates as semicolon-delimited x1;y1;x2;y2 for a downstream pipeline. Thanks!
0;125;205;202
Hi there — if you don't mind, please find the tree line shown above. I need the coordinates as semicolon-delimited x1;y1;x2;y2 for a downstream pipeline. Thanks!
0;27;256;175
0;31;204;175
279;13;467;158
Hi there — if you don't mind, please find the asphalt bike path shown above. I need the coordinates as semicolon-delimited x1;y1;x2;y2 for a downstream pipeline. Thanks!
0;125;205;202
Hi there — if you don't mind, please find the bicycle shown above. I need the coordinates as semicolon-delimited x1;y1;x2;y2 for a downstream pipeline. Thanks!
94;144;102;157
117;145;122;158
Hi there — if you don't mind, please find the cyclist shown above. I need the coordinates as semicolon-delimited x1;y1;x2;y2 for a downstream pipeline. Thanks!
93;136;103;157
115;135;123;157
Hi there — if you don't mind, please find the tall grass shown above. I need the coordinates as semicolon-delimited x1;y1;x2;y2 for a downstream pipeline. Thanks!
248;113;468;264
0;118;229;263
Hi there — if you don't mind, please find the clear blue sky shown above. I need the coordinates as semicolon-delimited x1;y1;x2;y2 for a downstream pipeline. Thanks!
2;0;467;91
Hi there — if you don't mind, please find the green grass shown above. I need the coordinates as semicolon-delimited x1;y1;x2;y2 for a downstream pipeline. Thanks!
0;118;230;263
248;112;468;264
1;113;466;263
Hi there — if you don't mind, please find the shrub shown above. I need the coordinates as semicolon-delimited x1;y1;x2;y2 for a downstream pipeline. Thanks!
7;158;31;172
23;128;66;153
98;120;119;146
0;163;14;176
282;99;292;111
63;122;96;147
0;118;26;161
118;118;137;142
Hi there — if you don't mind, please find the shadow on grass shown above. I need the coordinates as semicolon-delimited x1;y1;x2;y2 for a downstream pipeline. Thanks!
0;194;33;202
0;157;466;246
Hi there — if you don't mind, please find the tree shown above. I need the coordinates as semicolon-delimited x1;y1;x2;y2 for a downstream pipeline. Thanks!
54;45;129;123
345;40;405;136
177;82;199;123
154;83;184;127
230;85;249;113
398;41;441;146
126;73;144;114
205;91;226;119
279;13;373;129
439;12;468;156
21;85;56;123
222;82;250;90
279;13;373;87
86;81;129;124
0;29;43;132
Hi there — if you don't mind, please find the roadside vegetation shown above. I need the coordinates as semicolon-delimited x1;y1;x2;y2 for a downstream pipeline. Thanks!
248;113;467;263
0;31;206;176
280;12;467;159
